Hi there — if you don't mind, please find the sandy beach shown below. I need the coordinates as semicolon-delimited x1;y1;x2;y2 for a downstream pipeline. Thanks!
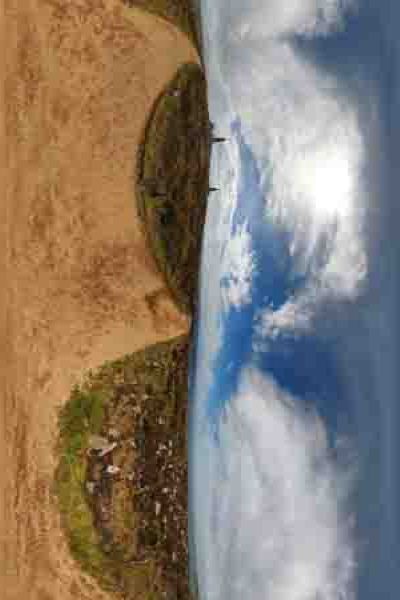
1;1;197;598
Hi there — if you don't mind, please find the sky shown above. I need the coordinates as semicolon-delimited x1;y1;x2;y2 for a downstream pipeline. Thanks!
189;1;400;599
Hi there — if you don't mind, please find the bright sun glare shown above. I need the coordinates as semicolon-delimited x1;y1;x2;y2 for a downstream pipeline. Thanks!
294;148;355;221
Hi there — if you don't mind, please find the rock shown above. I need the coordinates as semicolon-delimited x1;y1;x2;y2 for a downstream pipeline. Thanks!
88;434;119;458
105;465;121;476
97;441;118;458
88;434;110;451
85;481;96;495
108;427;121;441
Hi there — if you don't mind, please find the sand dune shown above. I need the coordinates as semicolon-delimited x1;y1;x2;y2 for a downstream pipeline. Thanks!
0;1;197;598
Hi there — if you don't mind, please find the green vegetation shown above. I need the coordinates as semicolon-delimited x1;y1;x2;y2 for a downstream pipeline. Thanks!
55;387;115;588
56;4;210;598
55;338;192;599
124;0;202;51
136;62;210;314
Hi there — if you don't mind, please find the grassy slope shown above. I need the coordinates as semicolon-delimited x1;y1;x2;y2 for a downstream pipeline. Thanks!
55;386;157;598
55;1;209;598
55;338;191;599
136;62;209;315
56;388;107;580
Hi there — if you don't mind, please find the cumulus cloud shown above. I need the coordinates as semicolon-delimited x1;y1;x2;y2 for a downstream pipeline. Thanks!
255;292;316;340
220;222;256;311
192;7;366;596
193;133;247;400
225;0;356;41
191;2;400;599
255;217;367;338
202;0;369;339
193;367;356;600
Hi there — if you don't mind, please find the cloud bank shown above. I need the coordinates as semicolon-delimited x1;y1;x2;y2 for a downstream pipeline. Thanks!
194;368;356;600
220;222;255;311
202;0;370;334
189;1;386;599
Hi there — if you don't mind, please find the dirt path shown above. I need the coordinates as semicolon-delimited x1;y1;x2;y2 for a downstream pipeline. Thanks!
1;1;198;598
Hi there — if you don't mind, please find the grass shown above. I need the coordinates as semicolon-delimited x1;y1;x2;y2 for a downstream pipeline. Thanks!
55;3;210;597
55;387;115;588
136;62;210;315
55;385;161;597
55;337;193;599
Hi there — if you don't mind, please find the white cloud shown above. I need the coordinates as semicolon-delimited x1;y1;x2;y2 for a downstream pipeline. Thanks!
246;0;355;38
220;222;256;311
256;293;316;340
192;4;369;594
194;134;244;397
255;217;368;338
191;2;400;598
192;367;356;600
201;0;369;341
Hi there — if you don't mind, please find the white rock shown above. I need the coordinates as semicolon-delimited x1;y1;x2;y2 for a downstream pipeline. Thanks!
98;442;118;458
88;434;109;451
108;428;120;441
105;465;121;476
86;481;96;495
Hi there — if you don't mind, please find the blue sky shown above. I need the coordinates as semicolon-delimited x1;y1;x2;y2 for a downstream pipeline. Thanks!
189;1;400;599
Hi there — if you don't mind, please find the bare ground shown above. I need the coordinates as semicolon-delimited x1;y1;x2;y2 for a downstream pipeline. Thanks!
0;1;198;598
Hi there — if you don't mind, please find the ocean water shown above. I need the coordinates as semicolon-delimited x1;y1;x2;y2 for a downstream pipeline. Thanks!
189;1;400;599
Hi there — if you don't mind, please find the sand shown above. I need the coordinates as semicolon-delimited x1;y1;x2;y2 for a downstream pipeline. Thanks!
0;1;198;598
